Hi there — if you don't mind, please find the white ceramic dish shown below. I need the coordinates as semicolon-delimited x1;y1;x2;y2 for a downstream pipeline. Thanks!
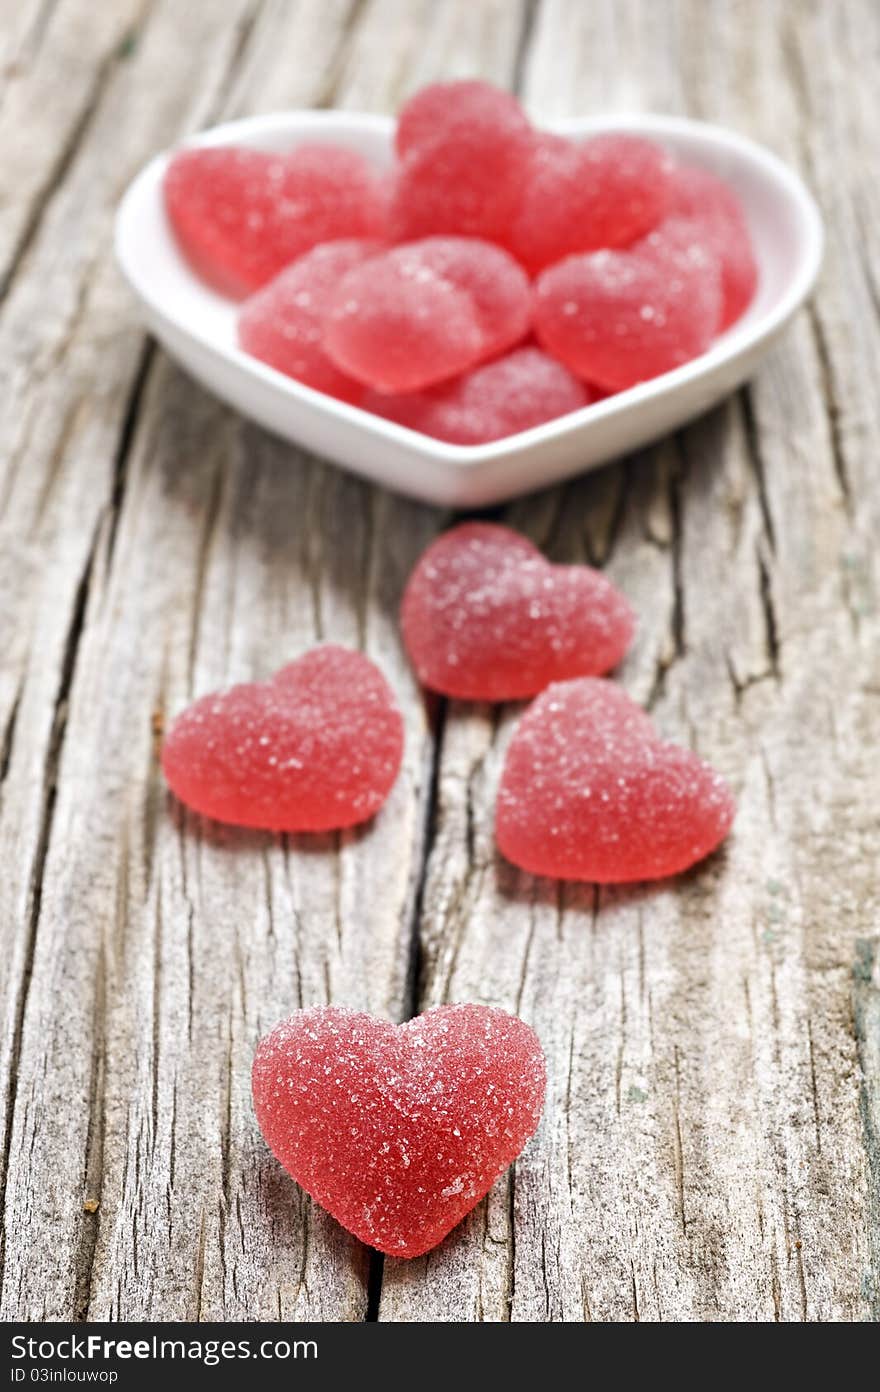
115;110;823;507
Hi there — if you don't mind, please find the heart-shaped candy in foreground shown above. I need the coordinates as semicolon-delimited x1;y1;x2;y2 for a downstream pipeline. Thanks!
496;678;735;881
252;1004;546;1257
161;645;404;831
401;522;635;700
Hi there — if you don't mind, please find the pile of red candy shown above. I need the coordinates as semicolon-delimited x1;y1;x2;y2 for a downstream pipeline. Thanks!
162;522;735;885
164;80;757;445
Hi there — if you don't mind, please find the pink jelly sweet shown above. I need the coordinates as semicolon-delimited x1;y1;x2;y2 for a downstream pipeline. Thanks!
390;80;533;243
163;144;386;298
238;240;382;402
365;346;593;444
161;645;404;832
510;133;674;274
252;1003;546;1257
533;241;722;390
663;164;758;327
401;523;635;700
323;237;530;393
496;677;736;881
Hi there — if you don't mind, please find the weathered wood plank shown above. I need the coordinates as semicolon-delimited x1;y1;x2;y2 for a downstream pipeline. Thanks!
0;0;532;1322
0;0;374;1322
377;0;880;1322
0;0;144;287
51;366;435;1321
0;0;272;1321
335;0;529;108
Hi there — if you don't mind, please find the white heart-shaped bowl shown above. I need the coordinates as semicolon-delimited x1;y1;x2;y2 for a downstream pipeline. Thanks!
115;110;822;507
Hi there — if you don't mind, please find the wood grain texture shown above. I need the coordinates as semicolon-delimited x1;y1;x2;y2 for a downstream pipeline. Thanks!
0;0;877;1322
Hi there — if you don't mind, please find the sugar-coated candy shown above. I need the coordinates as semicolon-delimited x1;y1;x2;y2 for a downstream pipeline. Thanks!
390;81;533;243
238;240;382;403
496;677;736;882
533;242;722;390
635;215;723;280
161;645;403;832
163;144;386;298
511;133;674;274
365;346;593;444
323;238;530;392
401;523;634;700
395;79;530;159
662;164;758;327
252;1003;546;1257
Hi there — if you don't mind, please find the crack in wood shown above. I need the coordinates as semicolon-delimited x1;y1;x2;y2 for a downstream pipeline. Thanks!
757;548;781;679
0;522;99;1298
739;387;778;555
104;341;156;568
0;685;22;790
852;939;880;1320
186;464;226;694
671;1047;687;1236
364;1247;384;1322
512;0;539;96
402;697;448;1024
73;934;107;1322
806;1016;823;1158
506;1168;517;1319
668;446;687;659
807;305;853;512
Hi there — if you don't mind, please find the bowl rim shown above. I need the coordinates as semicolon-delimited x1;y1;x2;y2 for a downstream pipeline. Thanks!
115;108;824;471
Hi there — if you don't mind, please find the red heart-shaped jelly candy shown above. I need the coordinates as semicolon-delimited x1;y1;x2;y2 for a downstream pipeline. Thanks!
322;238;530;393
163;144;386;298
533;241;722;391
161;645;404;832
496;677;735;881
662;163;758;328
511;132;675;273
401;522;635;700
252;1004;545;1257
238;239;383;403
364;346;594;444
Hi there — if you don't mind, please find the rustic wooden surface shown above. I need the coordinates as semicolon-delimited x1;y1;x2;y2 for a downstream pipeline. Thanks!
0;0;877;1322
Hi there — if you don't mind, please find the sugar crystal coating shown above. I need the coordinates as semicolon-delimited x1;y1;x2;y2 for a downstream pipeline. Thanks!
252;1003;546;1257
662;163;757;327
534;242;722;390
395;79;531;159
390;81;533;244
496;677;736;882
511;133;674;274
635;214;724;282
401;523;635;700
161;645;404;832
163;144;386;298
323;238;530;392
365;346;593;444
238;240;382;402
